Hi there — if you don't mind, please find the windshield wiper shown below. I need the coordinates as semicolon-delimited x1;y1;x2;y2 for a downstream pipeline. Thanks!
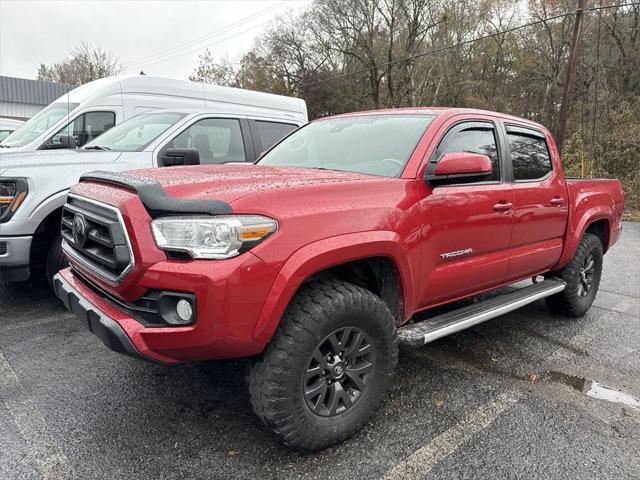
0;144;10;148
83;145;111;151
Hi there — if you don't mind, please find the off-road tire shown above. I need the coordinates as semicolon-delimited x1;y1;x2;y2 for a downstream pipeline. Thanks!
248;279;398;451
546;233;603;317
46;235;67;290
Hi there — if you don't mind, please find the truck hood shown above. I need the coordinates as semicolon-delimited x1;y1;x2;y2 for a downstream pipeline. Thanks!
122;164;380;205
0;150;124;176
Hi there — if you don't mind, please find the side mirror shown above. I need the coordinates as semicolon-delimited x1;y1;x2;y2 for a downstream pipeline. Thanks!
159;148;200;167
44;135;77;150
427;152;492;182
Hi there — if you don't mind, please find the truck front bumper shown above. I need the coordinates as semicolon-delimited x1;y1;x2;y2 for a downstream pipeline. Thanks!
53;271;145;361
0;235;32;281
54;252;276;364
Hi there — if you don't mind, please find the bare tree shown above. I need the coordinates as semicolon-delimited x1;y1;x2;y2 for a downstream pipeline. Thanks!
189;49;239;87
36;42;122;86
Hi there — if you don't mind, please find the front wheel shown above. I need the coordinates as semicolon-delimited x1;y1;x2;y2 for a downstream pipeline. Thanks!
546;232;603;317
248;280;398;451
46;234;68;290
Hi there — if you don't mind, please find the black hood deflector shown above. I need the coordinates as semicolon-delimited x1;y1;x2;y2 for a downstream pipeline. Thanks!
80;170;232;218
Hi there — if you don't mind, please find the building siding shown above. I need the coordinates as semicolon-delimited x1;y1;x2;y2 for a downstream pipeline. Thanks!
0;76;72;106
0;76;73;120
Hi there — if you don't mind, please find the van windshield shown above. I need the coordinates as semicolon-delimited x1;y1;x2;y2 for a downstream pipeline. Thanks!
1;102;80;148
258;114;435;177
83;112;187;152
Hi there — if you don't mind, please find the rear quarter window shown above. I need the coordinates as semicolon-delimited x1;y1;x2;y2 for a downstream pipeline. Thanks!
254;121;297;151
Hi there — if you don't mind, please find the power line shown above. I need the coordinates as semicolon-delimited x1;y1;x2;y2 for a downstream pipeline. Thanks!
300;2;640;89
123;21;274;70
122;1;286;69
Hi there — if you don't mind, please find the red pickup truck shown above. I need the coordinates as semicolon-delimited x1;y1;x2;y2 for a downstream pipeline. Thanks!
54;108;625;451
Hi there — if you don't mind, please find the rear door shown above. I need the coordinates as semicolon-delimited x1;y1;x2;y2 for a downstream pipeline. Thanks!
418;118;514;307
504;124;569;281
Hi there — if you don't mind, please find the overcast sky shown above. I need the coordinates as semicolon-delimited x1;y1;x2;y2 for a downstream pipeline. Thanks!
0;0;312;81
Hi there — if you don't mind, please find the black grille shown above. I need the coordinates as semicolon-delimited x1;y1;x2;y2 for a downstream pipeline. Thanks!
61;196;132;283
0;242;7;255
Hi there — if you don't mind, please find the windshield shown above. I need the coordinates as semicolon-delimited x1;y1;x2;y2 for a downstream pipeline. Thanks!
1;102;80;147
258;114;435;177
83;111;187;152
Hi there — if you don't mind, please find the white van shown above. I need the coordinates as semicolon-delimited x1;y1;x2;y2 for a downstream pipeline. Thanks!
0;85;307;284
0;75;307;152
0;118;24;142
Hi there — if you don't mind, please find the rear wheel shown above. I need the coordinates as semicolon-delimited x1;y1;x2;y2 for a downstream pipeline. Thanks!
248;280;398;451
546;233;603;317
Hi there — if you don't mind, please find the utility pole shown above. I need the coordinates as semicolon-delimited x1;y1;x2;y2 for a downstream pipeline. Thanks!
554;0;586;154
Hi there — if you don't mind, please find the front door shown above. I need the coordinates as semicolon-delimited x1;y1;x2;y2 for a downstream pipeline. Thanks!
418;119;514;308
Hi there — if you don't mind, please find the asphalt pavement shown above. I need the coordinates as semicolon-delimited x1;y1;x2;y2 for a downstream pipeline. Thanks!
1;222;639;480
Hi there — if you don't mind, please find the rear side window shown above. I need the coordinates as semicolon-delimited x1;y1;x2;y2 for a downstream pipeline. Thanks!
170;118;246;164
436;125;500;182
508;132;552;181
254;121;297;151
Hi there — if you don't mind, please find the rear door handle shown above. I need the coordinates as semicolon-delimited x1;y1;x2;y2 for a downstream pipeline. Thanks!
493;201;513;212
550;197;565;206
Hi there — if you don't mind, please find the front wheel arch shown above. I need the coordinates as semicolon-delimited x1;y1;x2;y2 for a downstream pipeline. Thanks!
252;233;415;343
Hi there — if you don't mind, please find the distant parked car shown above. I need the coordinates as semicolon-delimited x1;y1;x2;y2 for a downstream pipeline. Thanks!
0;75;307;152
0;87;307;284
0;118;24;142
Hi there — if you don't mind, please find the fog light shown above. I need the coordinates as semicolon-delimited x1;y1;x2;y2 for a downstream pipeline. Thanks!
176;299;193;322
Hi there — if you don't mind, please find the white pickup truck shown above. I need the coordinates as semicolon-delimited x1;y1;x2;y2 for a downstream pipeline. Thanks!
0;96;307;284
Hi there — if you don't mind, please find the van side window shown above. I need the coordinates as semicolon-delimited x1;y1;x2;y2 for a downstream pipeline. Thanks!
50;111;116;147
254;121;297;151
436;125;500;182
170;118;246;164
508;132;552;181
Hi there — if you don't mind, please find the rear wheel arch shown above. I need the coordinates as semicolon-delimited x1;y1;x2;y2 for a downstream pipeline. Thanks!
556;208;613;270
584;218;610;252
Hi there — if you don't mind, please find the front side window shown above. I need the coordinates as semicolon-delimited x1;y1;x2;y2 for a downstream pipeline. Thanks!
168;118;246;164
49;111;116;148
258;114;435;177
1;101;80;147
508;131;552;181
435;124;500;182
254;121;297;151
83;112;186;152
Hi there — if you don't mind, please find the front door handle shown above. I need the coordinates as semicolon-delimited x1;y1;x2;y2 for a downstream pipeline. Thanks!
550;196;565;206
493;201;513;212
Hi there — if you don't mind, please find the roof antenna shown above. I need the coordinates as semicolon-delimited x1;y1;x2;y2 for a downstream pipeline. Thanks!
139;71;146;75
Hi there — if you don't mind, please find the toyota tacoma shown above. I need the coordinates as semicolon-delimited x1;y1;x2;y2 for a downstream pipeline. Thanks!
53;108;625;451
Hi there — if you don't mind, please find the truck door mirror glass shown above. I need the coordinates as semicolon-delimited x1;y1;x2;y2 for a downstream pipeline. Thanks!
427;152;493;183
159;148;200;167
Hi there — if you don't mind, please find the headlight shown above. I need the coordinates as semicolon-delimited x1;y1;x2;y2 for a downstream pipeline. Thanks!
0;177;28;223
151;215;278;259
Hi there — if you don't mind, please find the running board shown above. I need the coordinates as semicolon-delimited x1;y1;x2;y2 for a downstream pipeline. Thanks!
398;279;566;347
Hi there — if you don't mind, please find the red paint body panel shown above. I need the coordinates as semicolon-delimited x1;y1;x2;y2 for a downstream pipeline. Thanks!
62;108;626;363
